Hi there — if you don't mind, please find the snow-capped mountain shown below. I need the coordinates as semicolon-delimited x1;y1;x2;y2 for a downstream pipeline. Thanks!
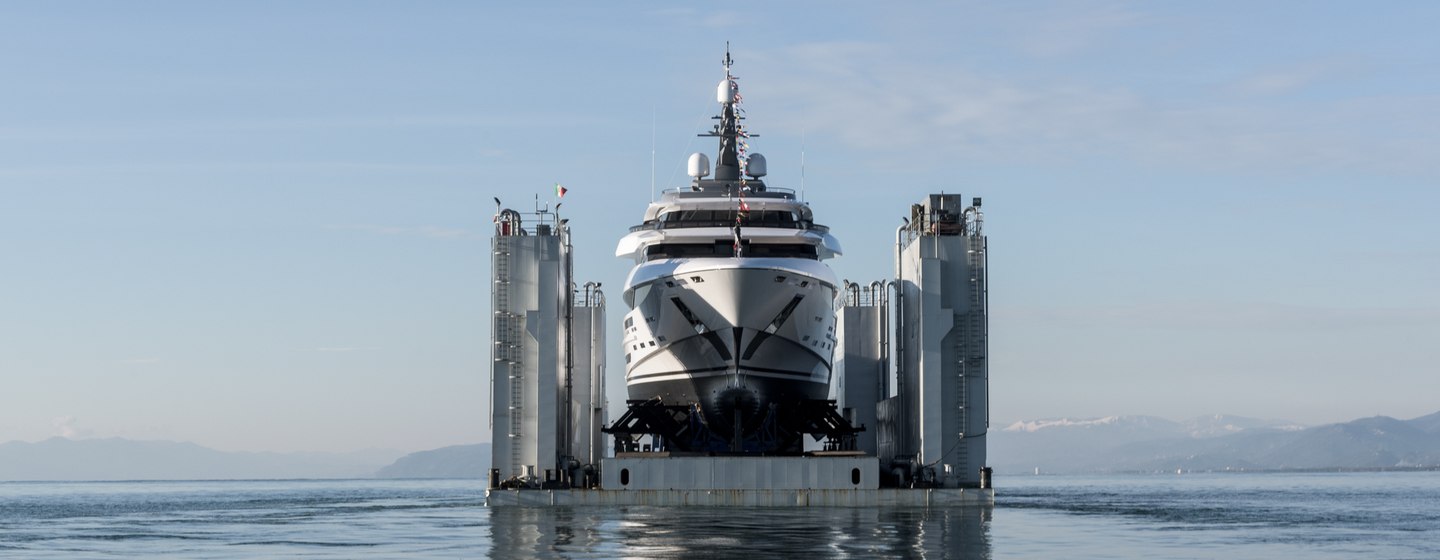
1179;414;1305;438
989;411;1440;474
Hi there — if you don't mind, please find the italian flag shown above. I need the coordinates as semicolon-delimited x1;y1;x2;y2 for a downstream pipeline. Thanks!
555;183;568;199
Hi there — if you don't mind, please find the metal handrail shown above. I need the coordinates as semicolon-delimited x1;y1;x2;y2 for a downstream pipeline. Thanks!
659;185;796;195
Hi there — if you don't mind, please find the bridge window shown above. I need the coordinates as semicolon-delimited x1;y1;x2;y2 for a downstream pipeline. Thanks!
644;243;817;261
659;209;798;229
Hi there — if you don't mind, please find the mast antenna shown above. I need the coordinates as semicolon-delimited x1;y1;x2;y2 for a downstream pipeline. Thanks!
651;106;656;201
801;108;807;202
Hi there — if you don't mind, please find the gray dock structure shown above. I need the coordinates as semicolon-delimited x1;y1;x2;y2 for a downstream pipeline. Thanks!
887;193;990;488
489;207;605;490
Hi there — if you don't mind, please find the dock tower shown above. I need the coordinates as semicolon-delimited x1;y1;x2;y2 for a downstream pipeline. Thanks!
836;282;887;457
489;205;605;489
879;193;988;488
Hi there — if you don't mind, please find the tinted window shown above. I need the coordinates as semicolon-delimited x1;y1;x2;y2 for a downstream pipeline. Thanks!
660;210;798;228
645;242;817;260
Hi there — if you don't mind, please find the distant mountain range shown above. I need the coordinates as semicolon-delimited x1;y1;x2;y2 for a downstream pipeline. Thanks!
0;437;493;482
8;411;1435;480
0;438;404;481
375;444;490;479
989;411;1440;474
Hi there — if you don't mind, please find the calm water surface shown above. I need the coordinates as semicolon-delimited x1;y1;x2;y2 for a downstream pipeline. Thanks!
1;472;1435;558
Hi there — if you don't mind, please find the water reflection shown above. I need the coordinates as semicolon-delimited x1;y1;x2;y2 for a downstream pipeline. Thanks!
488;505;992;558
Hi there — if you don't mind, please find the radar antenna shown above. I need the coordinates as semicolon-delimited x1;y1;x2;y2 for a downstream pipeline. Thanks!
693;44;760;192
701;43;755;183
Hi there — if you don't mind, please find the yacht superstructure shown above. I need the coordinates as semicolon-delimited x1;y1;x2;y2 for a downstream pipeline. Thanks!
614;52;843;450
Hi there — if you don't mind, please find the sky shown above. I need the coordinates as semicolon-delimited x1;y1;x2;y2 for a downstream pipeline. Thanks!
2;2;1437;454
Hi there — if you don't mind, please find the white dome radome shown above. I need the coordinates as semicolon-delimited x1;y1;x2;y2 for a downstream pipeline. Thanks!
745;153;767;177
716;79;738;104
687;152;711;178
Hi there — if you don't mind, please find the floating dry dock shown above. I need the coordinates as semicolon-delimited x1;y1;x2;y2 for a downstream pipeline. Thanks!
486;193;992;507
487;46;989;510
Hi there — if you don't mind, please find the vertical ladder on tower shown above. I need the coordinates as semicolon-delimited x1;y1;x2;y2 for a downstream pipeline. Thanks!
953;311;969;474
965;235;986;398
956;235;988;476
493;238;525;472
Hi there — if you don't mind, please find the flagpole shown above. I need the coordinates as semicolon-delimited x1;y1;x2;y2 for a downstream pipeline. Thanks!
800;107;806;203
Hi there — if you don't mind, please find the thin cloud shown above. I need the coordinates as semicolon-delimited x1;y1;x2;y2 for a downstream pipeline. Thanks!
702;11;744;28
0;113;616;145
646;6;697;18
313;346;379;353
0;161;487;178
116;357;162;364
1232;69;1326;97
754;42;1141;161
747;43;1440;176
326;224;471;239
51;416;90;439
1227;59;1361;97
1007;4;1147;57
1001;303;1440;332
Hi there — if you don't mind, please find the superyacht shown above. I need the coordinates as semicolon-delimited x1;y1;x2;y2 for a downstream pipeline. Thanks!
614;51;843;449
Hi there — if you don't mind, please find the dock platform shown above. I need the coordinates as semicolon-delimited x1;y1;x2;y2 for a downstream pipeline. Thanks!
486;456;994;507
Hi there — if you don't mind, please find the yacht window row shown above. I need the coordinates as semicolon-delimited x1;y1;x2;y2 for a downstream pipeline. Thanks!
645;242;818;260
662;209;798;228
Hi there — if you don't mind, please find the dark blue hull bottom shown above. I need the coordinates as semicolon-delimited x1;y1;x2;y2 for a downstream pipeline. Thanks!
628;374;828;451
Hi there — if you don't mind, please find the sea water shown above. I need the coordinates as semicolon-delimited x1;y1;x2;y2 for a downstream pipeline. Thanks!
1;472;1436;558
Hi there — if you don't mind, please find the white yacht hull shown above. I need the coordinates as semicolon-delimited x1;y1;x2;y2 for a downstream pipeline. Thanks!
621;258;838;438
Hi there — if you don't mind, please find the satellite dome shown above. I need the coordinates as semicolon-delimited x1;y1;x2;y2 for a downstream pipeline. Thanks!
717;79;738;104
687;152;711;178
745;153;767;177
